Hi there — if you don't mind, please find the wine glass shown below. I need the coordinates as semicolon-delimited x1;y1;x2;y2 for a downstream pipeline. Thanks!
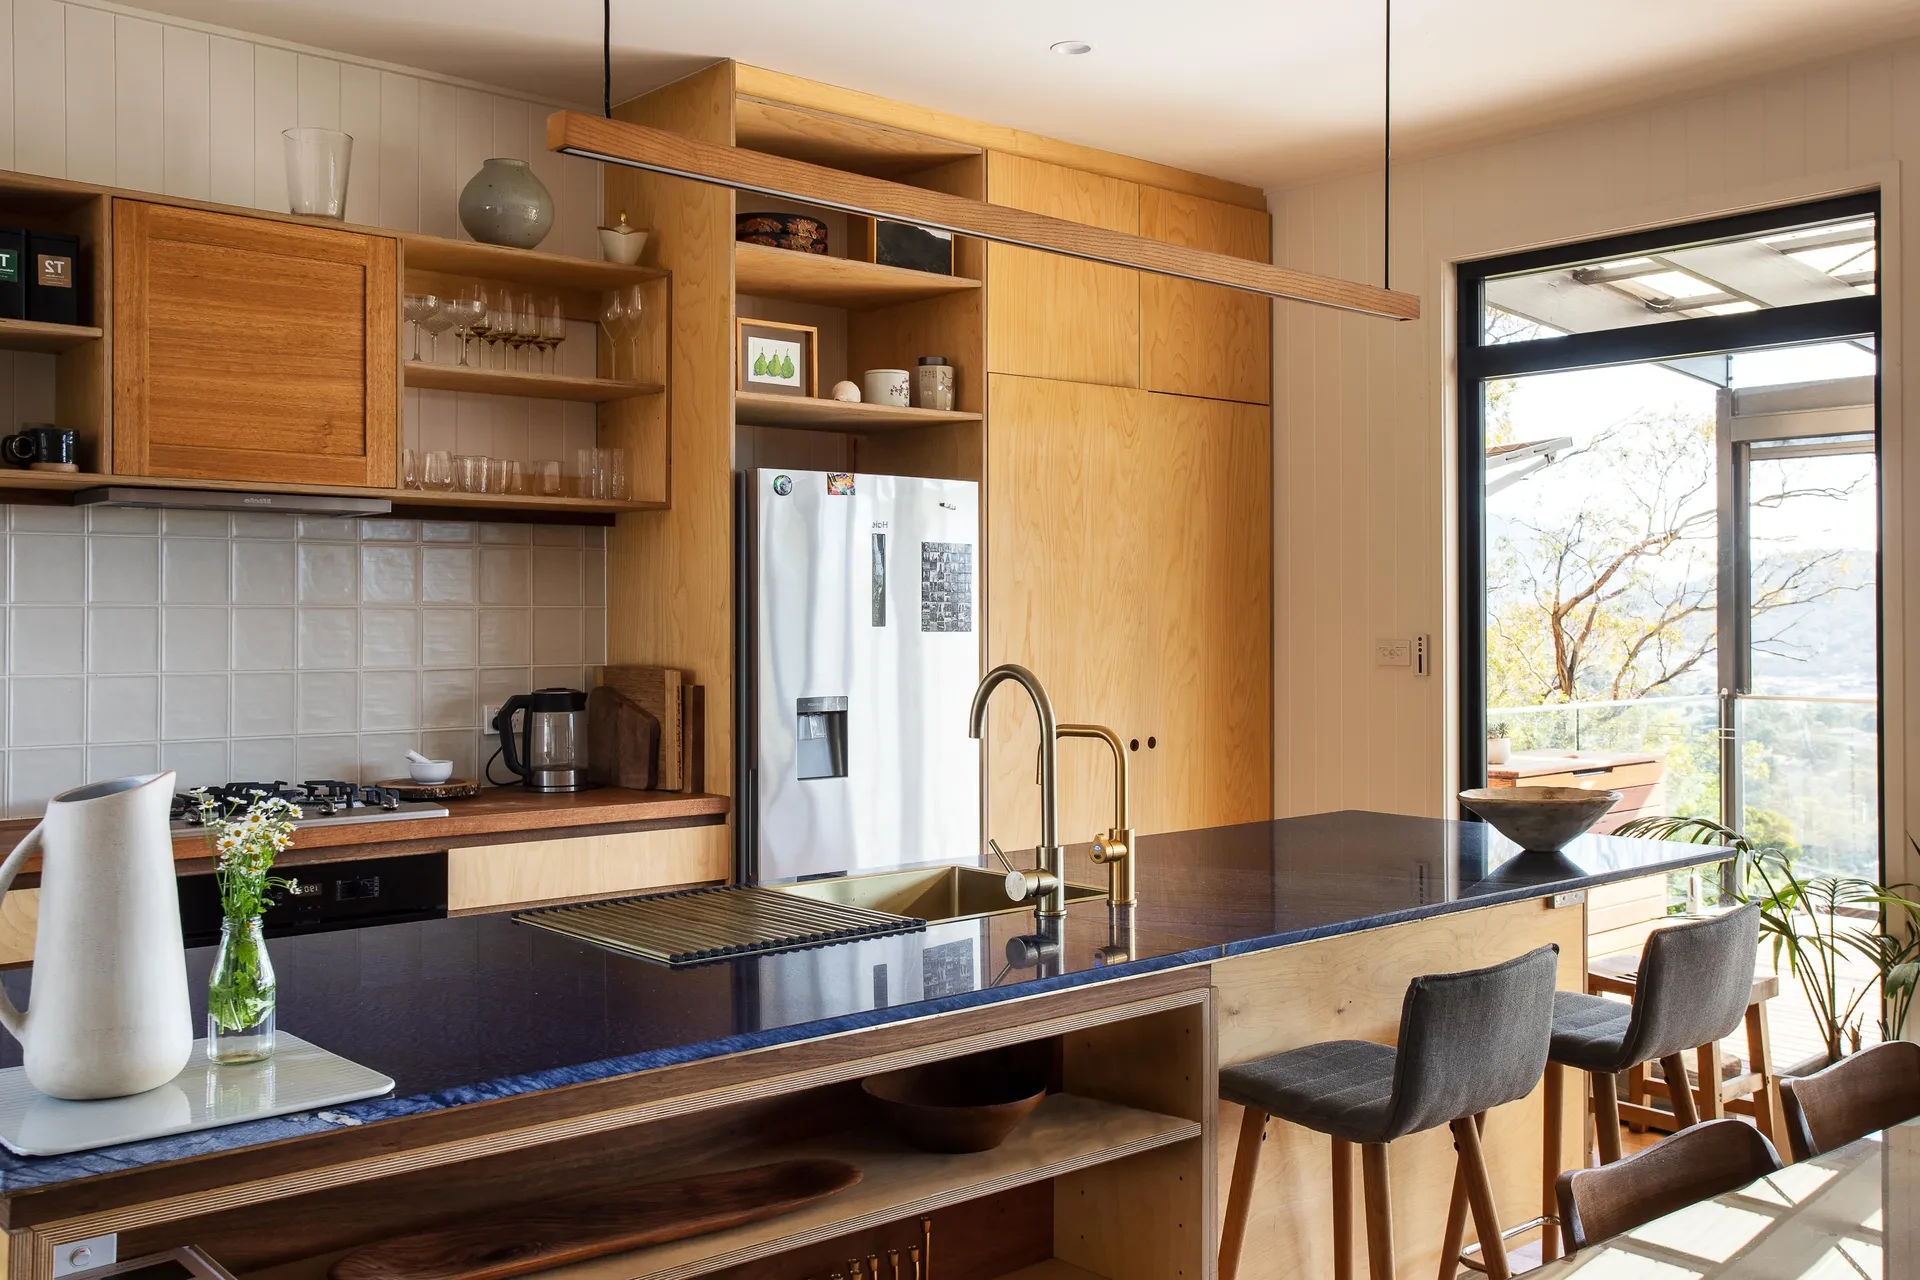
403;294;437;362
540;297;567;374
419;298;455;363
514;291;543;372
445;293;485;367
599;291;629;381
467;287;496;369
618;285;645;381
483;285;515;369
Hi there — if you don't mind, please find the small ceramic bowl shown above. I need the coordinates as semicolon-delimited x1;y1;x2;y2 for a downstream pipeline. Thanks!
1458;786;1622;853
409;758;455;785
597;225;649;265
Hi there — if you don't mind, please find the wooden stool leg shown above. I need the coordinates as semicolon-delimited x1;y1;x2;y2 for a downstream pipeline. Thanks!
1438;1144;1469;1280
1540;1061;1564;1262
1661;1053;1702;1129
1362;1142;1396;1280
1593;1070;1624;1164
1746;1002;1790;1158
1334;1138;1356;1280
1696;1040;1725;1121
1453;1113;1511;1280
1218;1107;1268;1280
1625;1061;1649;1133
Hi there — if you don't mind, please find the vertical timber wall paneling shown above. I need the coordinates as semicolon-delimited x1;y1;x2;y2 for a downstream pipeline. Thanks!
1212;898;1587;1279
1141;189;1272;405
1268;38;1914;886
604;62;735;884
985;152;1142;388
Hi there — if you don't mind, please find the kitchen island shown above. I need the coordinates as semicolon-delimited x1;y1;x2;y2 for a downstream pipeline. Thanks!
0;812;1729;1280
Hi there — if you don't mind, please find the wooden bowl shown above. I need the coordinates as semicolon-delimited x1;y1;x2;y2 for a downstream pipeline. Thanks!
861;1044;1049;1153
1458;785;1622;853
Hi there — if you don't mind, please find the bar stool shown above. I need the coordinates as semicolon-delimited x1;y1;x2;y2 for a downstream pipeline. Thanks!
1539;903;1761;1261
1216;945;1559;1280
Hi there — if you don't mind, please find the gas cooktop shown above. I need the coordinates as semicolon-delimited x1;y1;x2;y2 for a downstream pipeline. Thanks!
171;781;449;831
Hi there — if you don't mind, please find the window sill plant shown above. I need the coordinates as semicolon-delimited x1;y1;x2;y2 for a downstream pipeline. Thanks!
192;789;299;1065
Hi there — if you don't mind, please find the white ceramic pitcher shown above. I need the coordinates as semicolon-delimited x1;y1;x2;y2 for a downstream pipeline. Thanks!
0;773;192;1099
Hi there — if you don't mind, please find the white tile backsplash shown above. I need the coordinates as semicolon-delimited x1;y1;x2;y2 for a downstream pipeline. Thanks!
0;510;608;814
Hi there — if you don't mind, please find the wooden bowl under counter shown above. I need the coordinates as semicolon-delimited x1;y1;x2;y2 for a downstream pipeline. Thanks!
861;1043;1049;1153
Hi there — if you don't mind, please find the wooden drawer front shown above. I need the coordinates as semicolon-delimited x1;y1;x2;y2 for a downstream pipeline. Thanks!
114;200;397;486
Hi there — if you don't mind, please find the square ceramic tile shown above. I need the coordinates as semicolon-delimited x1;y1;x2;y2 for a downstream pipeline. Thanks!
421;669;476;729
478;548;529;605
232;541;297;604
584;526;606;549
160;739;230;789
88;535;160;603
11;606;84;675
531;666;587;694
478;611;530;667
533;525;582;547
231;673;298;737
163;674;230;740
359;519;418;543
532;609;583;665
232;609;296;671
163;538;231;603
420;548;476;604
296;734;360;782
15;533;86;603
299;671;359;734
529;547;581;606
230;512;298;539
361;609;419;668
10;508;83;533
357;734;417;785
479;523;533;545
163;607;231;672
297;543;357;605
298;609;359;669
418;729;479;779
584;610;607;665
583;548;605;606
9;746;84;817
420;521;475;543
298;517;358;541
87;508;158;535
88;607;160;674
88;675;159;743
361;546;418;603
478;668;532;716
163;511;230;537
361;670;419;731
11;677;85;746
422;609;477;667
87;743;159;783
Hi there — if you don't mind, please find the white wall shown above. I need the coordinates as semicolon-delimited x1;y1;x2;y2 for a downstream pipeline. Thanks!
1268;39;1915;882
0;0;614;809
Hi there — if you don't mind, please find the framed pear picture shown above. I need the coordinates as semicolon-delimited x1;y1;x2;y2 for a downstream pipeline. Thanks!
736;318;818;398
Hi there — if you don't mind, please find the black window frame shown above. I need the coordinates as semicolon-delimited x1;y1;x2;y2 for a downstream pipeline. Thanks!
1455;192;1883;808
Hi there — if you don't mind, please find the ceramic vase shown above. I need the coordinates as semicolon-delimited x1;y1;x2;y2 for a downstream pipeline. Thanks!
459;158;554;250
0;774;192;1099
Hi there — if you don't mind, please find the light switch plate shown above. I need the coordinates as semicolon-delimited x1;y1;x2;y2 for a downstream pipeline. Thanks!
1375;639;1411;667
52;1234;115;1277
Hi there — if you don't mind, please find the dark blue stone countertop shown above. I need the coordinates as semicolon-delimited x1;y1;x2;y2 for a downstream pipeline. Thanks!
0;810;1727;1194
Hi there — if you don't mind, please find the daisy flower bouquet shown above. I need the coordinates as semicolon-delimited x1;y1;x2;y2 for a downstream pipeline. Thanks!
194;789;300;1064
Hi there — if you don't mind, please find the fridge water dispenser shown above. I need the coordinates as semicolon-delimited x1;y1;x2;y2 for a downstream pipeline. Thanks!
795;696;848;780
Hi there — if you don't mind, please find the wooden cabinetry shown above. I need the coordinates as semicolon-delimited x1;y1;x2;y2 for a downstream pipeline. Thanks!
985;376;1270;840
112;199;398;486
1141;188;1271;405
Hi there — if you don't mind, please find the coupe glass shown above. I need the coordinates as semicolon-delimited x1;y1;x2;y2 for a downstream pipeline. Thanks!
419;299;455;363
403;294;437;362
445;294;485;367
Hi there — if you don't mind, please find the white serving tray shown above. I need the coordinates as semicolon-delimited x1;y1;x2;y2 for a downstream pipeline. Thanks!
0;1033;394;1157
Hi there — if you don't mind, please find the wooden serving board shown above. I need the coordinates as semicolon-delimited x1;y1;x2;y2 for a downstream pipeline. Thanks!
600;665;683;790
329;1158;861;1280
371;778;483;801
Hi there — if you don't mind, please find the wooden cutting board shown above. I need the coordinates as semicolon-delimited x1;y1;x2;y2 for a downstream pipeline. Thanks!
329;1158;861;1280
600;665;683;790
586;685;658;790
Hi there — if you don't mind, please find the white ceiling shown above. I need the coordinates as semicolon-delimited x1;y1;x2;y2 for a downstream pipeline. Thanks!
115;0;1920;191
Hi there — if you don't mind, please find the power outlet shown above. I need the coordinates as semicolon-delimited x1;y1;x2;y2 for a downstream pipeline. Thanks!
483;703;504;732
1375;638;1412;667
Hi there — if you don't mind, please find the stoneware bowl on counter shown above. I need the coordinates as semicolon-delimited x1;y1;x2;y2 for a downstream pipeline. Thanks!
861;1043;1049;1153
1458;785;1623;854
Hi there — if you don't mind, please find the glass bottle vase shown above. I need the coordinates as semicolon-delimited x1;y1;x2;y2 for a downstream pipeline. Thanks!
207;916;277;1064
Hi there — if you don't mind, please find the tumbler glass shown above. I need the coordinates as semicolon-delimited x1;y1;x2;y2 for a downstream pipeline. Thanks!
605;448;628;500
422;450;454;491
533;459;564;497
401;447;421;490
455;454;488;493
283;128;353;219
487;457;515;494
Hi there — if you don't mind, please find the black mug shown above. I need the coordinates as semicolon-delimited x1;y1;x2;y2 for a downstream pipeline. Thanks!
2;424;76;468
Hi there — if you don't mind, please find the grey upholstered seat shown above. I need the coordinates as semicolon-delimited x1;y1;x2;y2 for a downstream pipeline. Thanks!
1548;904;1761;1074
1218;944;1559;1145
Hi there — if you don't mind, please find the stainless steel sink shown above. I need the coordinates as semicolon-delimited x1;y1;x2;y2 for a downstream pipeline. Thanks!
767;864;1104;924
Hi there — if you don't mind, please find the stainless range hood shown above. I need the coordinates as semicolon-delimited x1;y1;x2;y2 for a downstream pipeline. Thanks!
74;487;391;517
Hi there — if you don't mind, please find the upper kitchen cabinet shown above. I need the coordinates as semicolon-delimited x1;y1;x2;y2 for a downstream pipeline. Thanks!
985;152;1141;388
1141;189;1272;405
112;200;398;487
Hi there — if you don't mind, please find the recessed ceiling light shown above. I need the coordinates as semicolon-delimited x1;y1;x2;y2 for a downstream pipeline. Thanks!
1050;40;1092;55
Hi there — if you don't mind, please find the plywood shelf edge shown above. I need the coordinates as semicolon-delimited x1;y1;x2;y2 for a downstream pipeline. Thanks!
403;363;664;403
734;390;981;433
0;317;104;353
734;242;980;310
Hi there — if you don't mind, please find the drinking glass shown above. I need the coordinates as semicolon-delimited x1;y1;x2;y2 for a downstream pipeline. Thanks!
445;294;485;367
605;447;628;500
423;450;454;491
455;454;488;493
620;285;646;380
599;292;629;381
283;128;352;219
514;292;543;372
533;459;564;497
468;286;497;368
401;447;421;490
403;294;437;362
487;457;516;494
575;446;601;498
541;297;567;374
420;299;456;363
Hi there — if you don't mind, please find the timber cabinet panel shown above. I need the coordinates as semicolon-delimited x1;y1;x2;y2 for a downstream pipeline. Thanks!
113;200;398;486
1140;188;1271;405
985;152;1141;388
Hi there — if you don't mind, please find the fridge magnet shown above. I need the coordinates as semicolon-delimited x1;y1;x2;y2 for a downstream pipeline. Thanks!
827;472;856;496
736;317;817;397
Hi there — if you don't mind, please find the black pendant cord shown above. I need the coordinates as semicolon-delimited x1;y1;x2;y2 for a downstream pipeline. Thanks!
1383;0;1391;291
602;0;612;118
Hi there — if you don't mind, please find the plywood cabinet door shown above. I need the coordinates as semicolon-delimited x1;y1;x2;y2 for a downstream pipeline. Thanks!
113;200;398;486
986;376;1271;840
1141;188;1271;405
985;153;1140;388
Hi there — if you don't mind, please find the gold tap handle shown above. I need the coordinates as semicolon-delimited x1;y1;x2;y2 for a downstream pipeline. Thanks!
922;1217;932;1278
987;837;1016;875
909;1246;922;1280
889;1249;901;1280
868;1256;881;1277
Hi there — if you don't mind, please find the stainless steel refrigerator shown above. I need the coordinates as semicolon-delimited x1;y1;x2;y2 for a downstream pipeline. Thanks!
737;468;981;884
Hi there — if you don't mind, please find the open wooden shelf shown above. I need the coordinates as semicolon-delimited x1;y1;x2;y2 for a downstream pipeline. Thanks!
0;470;658;520
398;234;665;291
403;362;663;403
994;1263;1108;1280
736;390;981;433
735;95;981;179
735;242;979;310
0;317;103;354
532;1093;1196;1280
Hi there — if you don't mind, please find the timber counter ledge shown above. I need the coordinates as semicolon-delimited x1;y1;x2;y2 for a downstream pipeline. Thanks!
0;811;1728;1280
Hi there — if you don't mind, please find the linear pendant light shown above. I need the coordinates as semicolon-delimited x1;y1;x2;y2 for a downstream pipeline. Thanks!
546;111;1420;322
